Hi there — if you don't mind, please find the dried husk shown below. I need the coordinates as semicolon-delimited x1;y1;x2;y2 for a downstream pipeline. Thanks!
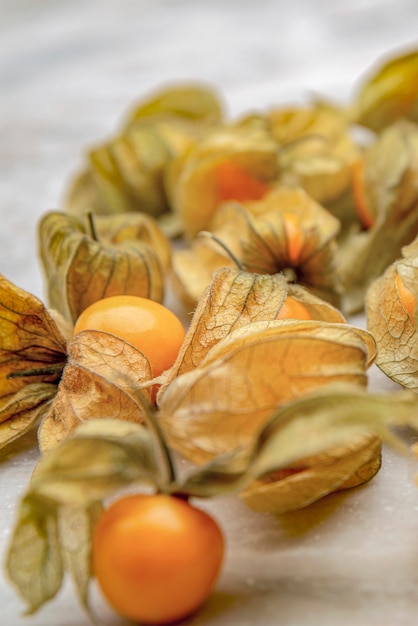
38;330;153;452
337;121;418;314
66;85;223;222
234;384;418;513
6;417;172;615
240;433;381;513
9;383;418;615
0;274;67;448
366;241;418;391
171;186;341;309
161;267;346;395
268;105;361;207
165;121;279;238
352;48;418;132
158;320;376;465
123;83;224;129
39;210;170;323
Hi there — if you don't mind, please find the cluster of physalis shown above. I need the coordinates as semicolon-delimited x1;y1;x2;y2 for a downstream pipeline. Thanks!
3;47;418;625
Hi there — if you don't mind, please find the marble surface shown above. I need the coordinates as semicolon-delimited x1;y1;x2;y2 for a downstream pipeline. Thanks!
2;1;418;624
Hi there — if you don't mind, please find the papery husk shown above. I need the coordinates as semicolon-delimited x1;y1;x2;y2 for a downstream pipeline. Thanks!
267;105;361;207
171;186;341;309
240;433;381;513
39;211;170;323
8;384;418;616
158;320;376;465
337;120;418;314
166;122;279;238
0;274;67;448
161;267;346;396
6;417;171;615
66;84;223;221
366;242;418;391
0;384;57;449
38;330;153;452
352;48;418;132
123;83;223;129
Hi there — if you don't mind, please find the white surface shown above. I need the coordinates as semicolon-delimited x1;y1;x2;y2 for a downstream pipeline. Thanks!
2;1;418;624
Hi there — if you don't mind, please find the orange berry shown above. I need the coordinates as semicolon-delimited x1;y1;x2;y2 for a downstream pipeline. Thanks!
92;494;224;624
276;295;312;320
73;295;185;378
395;270;416;320
216;161;269;203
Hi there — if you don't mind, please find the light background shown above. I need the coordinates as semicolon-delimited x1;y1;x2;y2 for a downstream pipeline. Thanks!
1;1;418;624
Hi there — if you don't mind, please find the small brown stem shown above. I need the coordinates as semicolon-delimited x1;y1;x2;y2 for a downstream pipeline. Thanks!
87;212;99;241
198;231;245;271
132;386;177;486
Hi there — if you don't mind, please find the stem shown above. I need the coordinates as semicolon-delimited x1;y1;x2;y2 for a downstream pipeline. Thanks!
86;212;99;241
198;231;245;271
133;386;177;486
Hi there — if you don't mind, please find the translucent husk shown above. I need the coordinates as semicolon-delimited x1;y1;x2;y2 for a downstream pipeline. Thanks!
66;84;223;222
39;210;170;323
165;121;280;238
171;186;341;310
337;120;418;314
366;237;418;391
352;48;418;132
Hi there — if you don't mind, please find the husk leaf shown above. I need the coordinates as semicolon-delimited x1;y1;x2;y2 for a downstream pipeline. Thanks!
166;122;279;238
366;242;418;391
66;84;223;222
39;210;169;323
0;274;67;448
352;48;418;132
268;105;360;206
171;186;341;308
6;414;171;615
337;121;418;313
38;330;153;452
158;320;375;464
162;267;346;394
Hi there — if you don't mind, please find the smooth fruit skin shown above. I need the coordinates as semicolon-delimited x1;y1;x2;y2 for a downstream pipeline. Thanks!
276;295;312;320
92;494;225;624
73;295;185;378
395;271;416;320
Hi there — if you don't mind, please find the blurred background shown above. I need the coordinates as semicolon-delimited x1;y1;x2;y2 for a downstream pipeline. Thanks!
1;0;418;300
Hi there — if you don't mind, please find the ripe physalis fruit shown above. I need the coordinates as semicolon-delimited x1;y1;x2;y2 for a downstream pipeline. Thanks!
5;418;226;624
92;493;224;624
7;387;418;620
215;159;270;203
276;295;312;320
74;294;186;380
166;121;279;238
366;238;418;392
